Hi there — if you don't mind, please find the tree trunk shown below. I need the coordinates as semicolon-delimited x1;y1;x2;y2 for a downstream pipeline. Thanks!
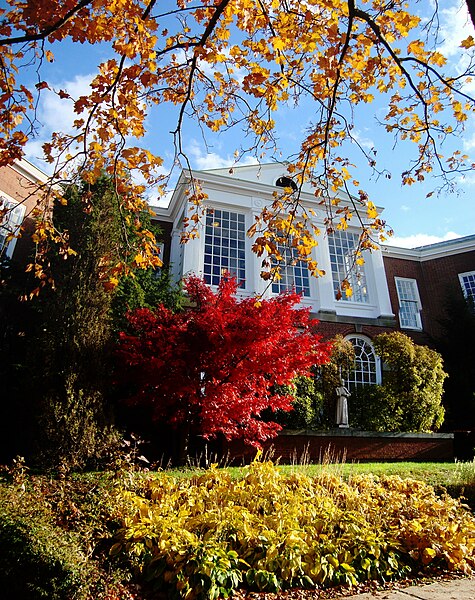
176;423;191;466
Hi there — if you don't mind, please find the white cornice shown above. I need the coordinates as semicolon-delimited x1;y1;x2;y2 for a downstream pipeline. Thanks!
383;234;475;261
152;166;385;221
11;158;49;185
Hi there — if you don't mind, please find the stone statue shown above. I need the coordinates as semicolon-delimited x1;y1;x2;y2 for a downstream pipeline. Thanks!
335;380;350;428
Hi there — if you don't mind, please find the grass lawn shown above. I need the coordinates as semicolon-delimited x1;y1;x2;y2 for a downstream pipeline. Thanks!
166;460;473;489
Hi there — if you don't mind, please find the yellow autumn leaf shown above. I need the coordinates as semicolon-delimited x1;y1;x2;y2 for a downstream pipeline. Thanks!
367;201;378;219
461;35;475;49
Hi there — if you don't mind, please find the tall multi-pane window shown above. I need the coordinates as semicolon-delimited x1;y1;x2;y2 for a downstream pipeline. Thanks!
459;271;475;300
345;336;379;388
328;230;369;303
203;209;246;286
272;243;311;297
0;197;25;258
395;277;422;330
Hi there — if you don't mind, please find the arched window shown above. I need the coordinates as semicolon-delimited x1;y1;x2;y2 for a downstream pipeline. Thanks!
275;176;297;192
345;335;380;388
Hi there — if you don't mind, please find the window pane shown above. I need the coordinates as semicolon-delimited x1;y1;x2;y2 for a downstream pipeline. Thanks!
395;278;421;329
0;197;25;255
460;271;475;300
203;209;246;286
271;243;311;297
328;230;369;303
346;337;378;389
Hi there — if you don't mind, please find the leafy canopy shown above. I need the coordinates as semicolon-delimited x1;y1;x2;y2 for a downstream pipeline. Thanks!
1;0;474;286
116;275;332;445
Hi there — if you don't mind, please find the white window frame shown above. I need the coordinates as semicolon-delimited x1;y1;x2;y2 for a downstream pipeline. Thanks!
203;208;247;288
344;334;381;388
327;229;370;304
395;277;422;330
459;271;475;300
271;242;311;297
0;195;26;259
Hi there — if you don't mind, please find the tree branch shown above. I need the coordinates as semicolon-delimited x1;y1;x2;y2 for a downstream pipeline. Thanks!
0;0;94;46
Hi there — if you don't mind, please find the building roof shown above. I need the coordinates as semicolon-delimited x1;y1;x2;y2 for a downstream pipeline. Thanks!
383;234;475;261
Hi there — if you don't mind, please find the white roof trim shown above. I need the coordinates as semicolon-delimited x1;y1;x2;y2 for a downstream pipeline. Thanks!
11;158;50;185
383;234;475;261
152;166;385;222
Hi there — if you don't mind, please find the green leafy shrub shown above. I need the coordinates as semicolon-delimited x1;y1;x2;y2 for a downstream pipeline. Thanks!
0;461;140;600
349;385;403;431
0;486;96;599
350;332;446;432
115;458;475;599
275;336;355;430
274;375;324;429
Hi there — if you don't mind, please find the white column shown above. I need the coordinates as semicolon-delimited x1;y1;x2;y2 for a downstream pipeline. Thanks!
182;221;205;277
314;235;336;313
369;248;394;318
169;228;183;283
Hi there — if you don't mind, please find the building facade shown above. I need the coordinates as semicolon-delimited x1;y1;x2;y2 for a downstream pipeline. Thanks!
153;164;475;395
3;160;474;415
0;158;49;265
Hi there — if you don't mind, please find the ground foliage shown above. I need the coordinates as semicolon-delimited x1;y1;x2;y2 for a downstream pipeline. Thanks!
1;458;475;599
1;1;475;290
114;458;475;599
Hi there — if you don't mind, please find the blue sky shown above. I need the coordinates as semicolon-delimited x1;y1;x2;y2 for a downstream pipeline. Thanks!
14;0;475;248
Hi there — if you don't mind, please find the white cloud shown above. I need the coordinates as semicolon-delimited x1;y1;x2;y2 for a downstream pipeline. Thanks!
436;1;475;94
23;139;54;173
24;73;95;167
463;131;475;151
40;74;94;133
188;141;232;170
385;231;461;248
400;204;410;212
353;129;375;151
457;170;475;185
187;139;258;170
438;1;472;58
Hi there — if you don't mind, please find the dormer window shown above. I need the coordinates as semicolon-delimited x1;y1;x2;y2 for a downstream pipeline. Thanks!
275;176;297;192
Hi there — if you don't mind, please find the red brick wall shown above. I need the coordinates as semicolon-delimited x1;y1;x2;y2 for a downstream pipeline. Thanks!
0;162;46;265
0;164;42;211
383;251;475;342
224;432;454;464
315;320;397;343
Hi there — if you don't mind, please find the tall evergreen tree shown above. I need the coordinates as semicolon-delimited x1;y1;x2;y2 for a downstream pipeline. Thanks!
0;176;184;468
32;177;124;468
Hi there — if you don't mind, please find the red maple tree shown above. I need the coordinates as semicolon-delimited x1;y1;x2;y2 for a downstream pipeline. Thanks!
117;275;331;458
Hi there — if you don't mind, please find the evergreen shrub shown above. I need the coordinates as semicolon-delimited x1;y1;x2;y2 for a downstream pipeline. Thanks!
0;487;95;599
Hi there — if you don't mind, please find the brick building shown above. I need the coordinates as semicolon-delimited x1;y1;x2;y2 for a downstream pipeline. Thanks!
3;160;473;458
5;160;472;362
153;164;475;396
0;158;49;265
3;160;474;395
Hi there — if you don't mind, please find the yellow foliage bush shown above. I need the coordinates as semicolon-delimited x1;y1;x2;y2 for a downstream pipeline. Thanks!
114;459;475;599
